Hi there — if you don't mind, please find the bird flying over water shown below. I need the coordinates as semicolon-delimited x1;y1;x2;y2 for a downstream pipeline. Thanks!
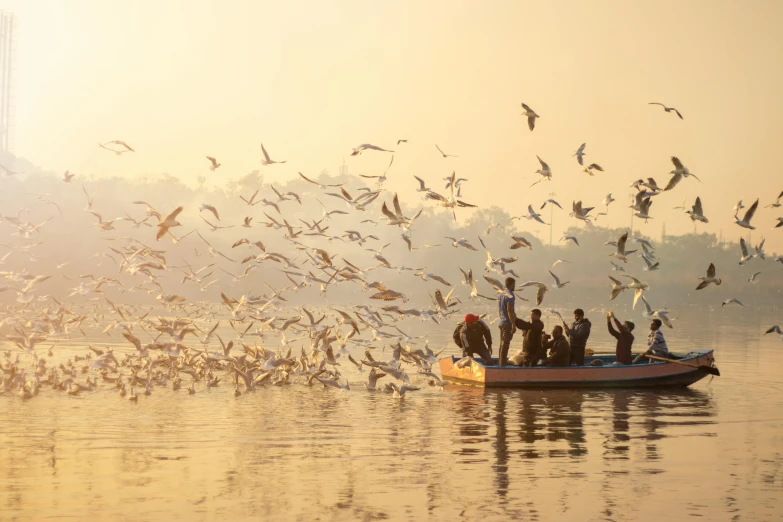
206;156;221;171
648;102;683;119
519;281;548;305
664;156;700;191
573;143;586;165
696;263;721;290
739;238;755;265
435;144;457;158
260;143;286;165
521;103;539;131
531;156;552;186
351;143;394;156
734;199;759;230
99;140;135;155
156;207;184;241
583;164;604;176
686;197;709;223
765;190;782;209
610;232;636;263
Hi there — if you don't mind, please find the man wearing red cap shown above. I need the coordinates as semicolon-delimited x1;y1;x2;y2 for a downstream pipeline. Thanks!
452;313;493;365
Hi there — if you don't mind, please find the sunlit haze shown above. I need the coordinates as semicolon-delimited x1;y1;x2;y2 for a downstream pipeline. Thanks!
3;0;783;250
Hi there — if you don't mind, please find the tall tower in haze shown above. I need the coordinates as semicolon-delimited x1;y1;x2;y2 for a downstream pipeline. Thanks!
0;11;15;153
339;158;348;177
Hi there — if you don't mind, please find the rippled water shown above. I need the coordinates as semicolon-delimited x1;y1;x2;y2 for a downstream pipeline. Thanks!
2;306;782;521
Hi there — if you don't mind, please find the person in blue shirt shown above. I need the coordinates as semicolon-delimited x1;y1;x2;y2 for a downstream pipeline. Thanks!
497;277;517;366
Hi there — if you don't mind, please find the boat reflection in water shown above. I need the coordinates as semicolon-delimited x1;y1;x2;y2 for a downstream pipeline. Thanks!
447;384;716;519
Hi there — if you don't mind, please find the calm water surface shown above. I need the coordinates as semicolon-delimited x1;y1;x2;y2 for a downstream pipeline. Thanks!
1;306;782;521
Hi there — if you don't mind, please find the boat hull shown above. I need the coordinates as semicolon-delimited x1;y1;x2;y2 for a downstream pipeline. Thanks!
439;351;716;389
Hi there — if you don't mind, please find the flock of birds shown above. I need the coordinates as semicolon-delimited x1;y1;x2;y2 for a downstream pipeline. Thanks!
1;101;783;403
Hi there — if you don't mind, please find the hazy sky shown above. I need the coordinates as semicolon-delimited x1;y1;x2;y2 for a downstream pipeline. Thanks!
3;0;783;250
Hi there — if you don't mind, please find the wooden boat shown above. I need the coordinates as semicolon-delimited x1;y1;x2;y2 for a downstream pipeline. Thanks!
438;350;717;388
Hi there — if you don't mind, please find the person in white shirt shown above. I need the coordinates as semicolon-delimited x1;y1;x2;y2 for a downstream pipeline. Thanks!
633;319;669;363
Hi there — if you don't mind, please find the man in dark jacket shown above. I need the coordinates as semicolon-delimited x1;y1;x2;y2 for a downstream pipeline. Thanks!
563;308;591;366
606;311;635;364
542;325;570;367
514;308;545;366
453;314;492;365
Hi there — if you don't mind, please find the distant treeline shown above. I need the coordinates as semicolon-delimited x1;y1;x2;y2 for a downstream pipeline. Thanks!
0;160;780;314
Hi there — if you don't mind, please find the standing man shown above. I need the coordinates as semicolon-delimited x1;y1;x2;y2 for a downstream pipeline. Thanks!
497;277;517;366
563;308;591;366
515;309;545;366
606;311;635;364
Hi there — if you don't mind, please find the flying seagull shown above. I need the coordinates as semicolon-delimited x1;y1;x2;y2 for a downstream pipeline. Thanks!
260;143;286;165
664;156;700;191
573;143;586;166
549;270;569;289
571;200;594;222
639;296;673;328
635;197;654;222
509;236;533;250
696;263;721;290
540;198;563;210
351;143;394;156
206;156;221;171
156;207;184;241
530;156;552;186
734;199;759;230
99;140;135;155
765;190;783;208
513;205;548;225
686;197;709;223
610;232;637;263
435;144;458;158
764;325;783;340
583;163;604;176
521;103;539;131
519;281;548;305
609;276;626;300
739;238;755;265
648;102;683;119
413;175;430;193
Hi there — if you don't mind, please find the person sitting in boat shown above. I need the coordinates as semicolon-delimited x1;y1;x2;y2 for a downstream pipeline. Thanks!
541;325;570;367
563;308;591;366
452;314;493;365
633;319;669;364
606;311;635;364
514;308;545;366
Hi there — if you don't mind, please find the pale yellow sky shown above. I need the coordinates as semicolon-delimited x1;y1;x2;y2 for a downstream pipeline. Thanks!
3;0;783;250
